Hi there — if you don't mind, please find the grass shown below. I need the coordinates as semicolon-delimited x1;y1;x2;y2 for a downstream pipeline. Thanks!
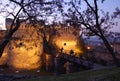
19;67;120;81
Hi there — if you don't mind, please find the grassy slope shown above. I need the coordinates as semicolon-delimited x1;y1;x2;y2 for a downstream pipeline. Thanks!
20;67;120;81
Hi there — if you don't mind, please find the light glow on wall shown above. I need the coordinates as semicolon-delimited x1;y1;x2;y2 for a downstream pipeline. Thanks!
8;40;43;70
56;40;83;54
50;31;86;57
7;24;43;70
0;52;8;65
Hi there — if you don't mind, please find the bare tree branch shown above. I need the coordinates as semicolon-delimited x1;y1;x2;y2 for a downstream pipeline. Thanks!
84;0;96;13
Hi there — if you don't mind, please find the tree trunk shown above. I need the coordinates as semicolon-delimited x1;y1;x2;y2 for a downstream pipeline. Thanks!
0;19;20;57
101;35;120;66
93;0;120;66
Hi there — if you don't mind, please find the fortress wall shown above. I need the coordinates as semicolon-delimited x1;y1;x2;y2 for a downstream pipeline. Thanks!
7;23;43;70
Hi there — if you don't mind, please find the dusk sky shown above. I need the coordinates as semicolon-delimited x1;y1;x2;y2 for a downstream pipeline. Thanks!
98;0;120;13
0;0;120;32
98;0;120;32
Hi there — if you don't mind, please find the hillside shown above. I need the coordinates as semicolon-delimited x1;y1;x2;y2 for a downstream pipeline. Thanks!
19;67;120;81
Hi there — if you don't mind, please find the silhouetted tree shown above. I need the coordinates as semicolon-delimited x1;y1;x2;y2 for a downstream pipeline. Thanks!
0;1;23;57
0;0;58;57
56;0;120;66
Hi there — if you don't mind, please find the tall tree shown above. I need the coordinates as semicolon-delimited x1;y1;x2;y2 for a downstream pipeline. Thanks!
57;0;120;66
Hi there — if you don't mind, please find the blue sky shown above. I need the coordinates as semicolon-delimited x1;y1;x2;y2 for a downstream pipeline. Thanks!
98;0;120;32
96;0;120;30
99;0;120;13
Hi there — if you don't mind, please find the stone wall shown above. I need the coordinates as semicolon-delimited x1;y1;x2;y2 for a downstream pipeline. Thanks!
49;27;86;57
7;24;43;70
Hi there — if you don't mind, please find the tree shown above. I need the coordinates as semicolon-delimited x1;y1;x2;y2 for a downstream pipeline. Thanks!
0;0;58;57
57;0;120;66
0;0;23;57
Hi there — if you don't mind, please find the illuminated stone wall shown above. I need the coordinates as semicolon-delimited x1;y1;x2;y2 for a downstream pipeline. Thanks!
0;48;8;66
49;27;86;57
0;20;87;70
7;24;43;70
44;53;53;71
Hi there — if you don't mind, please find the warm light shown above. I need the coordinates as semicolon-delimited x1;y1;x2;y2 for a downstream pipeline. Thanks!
0;52;8;65
56;40;83;54
45;54;53;70
6;25;44;70
56;40;76;49
87;46;91;50
0;47;8;65
8;39;43;70
51;32;85;57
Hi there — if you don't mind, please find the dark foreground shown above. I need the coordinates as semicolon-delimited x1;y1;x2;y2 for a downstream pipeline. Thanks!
0;66;120;81
20;67;120;81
